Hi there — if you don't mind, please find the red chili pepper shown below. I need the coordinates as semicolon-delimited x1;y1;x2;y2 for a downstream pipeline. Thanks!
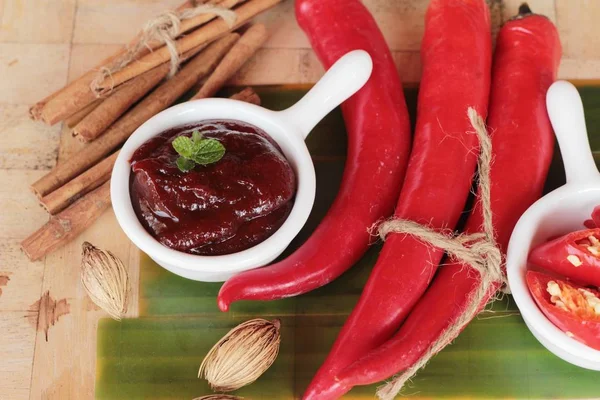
529;228;600;287
527;270;600;350
217;0;411;311
303;1;492;398
326;5;561;395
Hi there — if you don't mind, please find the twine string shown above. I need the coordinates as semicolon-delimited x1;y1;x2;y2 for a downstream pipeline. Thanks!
91;3;237;95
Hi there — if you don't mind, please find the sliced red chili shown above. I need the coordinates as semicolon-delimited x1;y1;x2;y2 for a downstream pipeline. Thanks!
526;271;600;350
592;206;600;228
529;228;600;287
583;206;600;229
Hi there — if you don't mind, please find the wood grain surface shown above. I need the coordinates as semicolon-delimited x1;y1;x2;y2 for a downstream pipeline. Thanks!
0;1;598;399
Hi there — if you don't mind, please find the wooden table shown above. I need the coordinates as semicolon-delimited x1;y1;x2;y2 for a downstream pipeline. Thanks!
0;1;598;399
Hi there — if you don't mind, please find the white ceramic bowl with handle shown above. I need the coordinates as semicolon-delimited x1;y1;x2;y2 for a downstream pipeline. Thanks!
111;50;373;282
506;80;600;370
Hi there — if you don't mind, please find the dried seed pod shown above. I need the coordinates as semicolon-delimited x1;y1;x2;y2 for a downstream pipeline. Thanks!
199;318;281;392
81;241;130;320
192;396;243;400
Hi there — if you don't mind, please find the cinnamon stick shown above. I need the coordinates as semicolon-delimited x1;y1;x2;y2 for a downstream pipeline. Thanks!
65;99;103;128
30;34;239;198
94;0;281;93
28;0;196;125
192;24;267;99
229;87;260;105
72;65;170;142
29;90;60;121
40;151;119;215
30;53;128;125
21;181;112;261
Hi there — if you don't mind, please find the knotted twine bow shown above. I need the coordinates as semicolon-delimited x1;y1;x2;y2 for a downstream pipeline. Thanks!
90;2;237;95
374;108;506;400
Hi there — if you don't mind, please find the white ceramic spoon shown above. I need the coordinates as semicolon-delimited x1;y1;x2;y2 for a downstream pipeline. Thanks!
111;50;373;282
506;80;600;370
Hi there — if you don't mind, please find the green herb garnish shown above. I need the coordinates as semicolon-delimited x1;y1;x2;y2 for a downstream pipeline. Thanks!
172;130;225;172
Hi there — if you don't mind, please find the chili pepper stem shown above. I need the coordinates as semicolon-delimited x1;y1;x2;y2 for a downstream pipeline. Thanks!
519;3;532;16
511;3;543;21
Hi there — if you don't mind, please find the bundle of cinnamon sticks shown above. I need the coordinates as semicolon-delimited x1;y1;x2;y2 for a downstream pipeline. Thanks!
21;0;276;261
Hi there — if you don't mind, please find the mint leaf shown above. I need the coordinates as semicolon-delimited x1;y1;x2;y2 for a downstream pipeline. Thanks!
191;130;203;142
172;132;226;172
172;136;195;158
176;156;195;172
191;138;225;165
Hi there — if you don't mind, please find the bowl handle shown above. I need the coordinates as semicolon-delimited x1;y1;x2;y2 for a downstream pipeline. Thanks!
547;80;600;185
276;50;373;139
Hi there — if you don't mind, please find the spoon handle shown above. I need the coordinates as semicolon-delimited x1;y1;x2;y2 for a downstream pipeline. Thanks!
546;80;599;184
277;50;373;139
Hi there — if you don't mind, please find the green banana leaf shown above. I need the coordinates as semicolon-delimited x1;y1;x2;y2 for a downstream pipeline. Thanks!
96;86;600;399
